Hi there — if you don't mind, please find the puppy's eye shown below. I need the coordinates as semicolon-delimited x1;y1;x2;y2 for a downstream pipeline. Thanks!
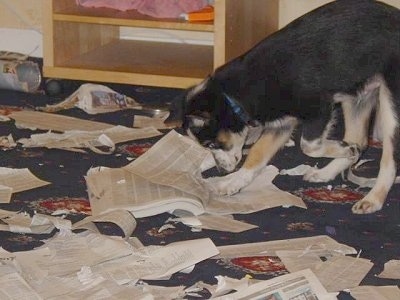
203;141;219;149
207;142;216;149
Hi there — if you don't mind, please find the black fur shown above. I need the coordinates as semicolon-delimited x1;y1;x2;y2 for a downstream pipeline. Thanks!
183;0;400;146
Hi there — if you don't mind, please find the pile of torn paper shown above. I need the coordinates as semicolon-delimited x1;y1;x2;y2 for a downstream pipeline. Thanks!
1;226;399;299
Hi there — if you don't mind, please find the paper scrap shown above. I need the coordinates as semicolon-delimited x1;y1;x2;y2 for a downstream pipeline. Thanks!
34;232;133;277
276;248;342;273
0;249;151;300
197;215;258;232
212;275;250;297
168;214;257;233
0;167;50;203
0;185;12;204
215;269;337;300
10;110;113;132
377;260;400;279
90;237;219;283
0;272;42;300
215;235;357;259
18;125;161;154
0;212;55;234
349;285;400;300
311;255;373;292
0;134;16;150
72;209;137;238
37;83;142;114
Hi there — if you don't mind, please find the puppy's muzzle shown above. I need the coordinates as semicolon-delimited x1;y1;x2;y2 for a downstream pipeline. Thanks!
212;149;242;173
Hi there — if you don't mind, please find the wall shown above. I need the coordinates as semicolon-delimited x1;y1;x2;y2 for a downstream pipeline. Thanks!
0;0;42;57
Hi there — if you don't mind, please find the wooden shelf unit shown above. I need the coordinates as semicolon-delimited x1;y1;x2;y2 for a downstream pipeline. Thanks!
42;0;279;88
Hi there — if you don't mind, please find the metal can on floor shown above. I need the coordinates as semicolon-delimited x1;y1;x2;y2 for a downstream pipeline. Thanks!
0;59;41;92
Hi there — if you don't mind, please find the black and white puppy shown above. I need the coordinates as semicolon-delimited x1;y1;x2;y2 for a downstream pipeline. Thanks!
183;0;400;214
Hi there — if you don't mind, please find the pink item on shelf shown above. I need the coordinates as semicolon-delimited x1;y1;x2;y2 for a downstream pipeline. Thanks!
75;0;209;18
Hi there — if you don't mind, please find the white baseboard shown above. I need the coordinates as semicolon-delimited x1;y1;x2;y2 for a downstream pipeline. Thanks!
0;28;42;57
120;27;213;45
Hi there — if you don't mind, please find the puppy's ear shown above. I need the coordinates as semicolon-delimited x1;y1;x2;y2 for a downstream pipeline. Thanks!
182;76;216;129
186;76;211;102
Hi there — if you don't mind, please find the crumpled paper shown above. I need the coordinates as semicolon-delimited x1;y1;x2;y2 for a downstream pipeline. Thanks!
38;83;142;114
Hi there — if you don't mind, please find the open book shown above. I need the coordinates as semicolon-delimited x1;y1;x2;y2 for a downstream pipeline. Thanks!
85;130;306;218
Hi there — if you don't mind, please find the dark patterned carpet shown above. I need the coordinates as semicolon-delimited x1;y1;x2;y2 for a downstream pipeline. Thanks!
0;75;399;299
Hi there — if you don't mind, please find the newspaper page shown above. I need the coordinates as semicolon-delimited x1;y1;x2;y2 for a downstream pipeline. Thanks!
215;269;337;300
0;212;57;234
0;247;43;300
215;235;357;259
18;125;161;154
86;166;206;217
9;110;113;131
31;232;133;277
38;83;142;114
124;129;210;200
167;214;258;233
28;274;153;300
9;110;160;142
377;259;400;279
0;167;50;203
195;214;258;233
0;237;214;299
91;238;219;282
72;209;137;238
1;209;136;236
0;248;155;300
0;272;42;300
349;285;400;300
86;130;306;217
276;249;342;273
276;249;374;292
311;255;373;292
0;186;12;204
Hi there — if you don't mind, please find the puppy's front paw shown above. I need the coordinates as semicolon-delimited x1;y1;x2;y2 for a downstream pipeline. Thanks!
303;167;336;182
352;196;383;214
208;169;255;196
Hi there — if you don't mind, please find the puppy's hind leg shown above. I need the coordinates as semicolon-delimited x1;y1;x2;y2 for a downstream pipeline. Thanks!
304;93;374;182
352;76;399;214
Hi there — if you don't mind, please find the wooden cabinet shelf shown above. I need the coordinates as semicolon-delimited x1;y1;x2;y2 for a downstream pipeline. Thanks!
52;5;214;31
43;0;278;88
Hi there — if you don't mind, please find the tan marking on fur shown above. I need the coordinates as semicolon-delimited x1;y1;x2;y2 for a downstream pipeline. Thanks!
243;131;292;170
216;130;232;148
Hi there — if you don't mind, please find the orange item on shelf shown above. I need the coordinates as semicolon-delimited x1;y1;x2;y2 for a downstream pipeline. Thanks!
183;5;214;22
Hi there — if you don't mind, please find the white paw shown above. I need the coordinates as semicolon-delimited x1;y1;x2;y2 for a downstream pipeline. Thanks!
303;167;336;182
207;169;255;196
352;196;383;214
